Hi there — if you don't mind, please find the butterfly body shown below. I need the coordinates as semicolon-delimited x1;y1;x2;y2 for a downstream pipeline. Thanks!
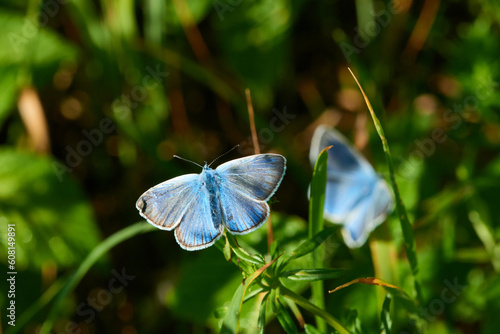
201;166;224;221
137;154;286;250
310;125;394;248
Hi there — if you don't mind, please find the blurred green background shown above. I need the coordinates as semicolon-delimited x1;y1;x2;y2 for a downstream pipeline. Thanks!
1;0;500;333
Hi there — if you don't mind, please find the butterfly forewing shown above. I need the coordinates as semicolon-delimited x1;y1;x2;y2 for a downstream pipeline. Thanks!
310;125;374;176
136;174;201;230
216;154;286;201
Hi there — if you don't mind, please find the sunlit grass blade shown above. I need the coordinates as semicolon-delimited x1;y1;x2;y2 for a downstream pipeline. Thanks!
308;145;331;332
39;222;157;334
467;196;500;272
347;68;423;305
280;268;344;281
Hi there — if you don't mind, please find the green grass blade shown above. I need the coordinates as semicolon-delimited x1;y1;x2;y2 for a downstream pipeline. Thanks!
290;227;337;260
276;296;299;334
280;268;344;281
380;294;393;334
39;222;156;334
308;145;331;331
304;324;322;334
348;68;423;305
257;293;269;334
281;286;351;334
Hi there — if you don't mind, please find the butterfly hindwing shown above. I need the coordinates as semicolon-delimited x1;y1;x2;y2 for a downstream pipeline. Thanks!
174;186;223;250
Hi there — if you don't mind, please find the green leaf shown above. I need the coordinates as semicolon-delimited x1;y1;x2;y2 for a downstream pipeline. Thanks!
288;227;336;261
215;306;228;319
281;269;344;281
0;149;101;270
220;282;246;334
309;146;330;239
342;309;363;334
304;324;322;334
226;232;266;266
257;293;269;334
276;296;299;334
221;256;280;333
269;288;279;314
224;234;232;261
380;294;392;334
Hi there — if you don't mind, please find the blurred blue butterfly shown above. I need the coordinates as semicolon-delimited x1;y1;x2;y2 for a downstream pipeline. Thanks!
136;154;286;251
309;125;394;248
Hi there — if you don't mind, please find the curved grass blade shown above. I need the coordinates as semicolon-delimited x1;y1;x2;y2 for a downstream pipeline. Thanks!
39;222;157;334
348;68;423;305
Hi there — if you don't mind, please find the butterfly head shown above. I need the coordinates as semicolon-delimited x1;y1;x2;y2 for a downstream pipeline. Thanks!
203;162;212;171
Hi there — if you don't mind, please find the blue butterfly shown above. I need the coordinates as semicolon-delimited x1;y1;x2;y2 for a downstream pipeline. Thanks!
136;154;286;251
309;125;394;248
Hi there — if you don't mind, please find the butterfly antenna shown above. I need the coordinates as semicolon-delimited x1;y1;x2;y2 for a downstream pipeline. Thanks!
173;155;203;168
208;145;240;167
